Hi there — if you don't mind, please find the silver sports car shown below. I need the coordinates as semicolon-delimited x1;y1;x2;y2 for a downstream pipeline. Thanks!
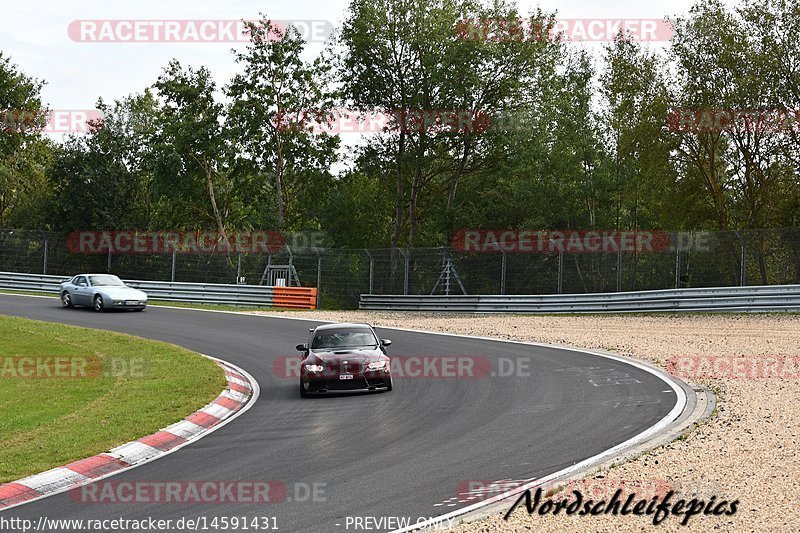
59;274;148;312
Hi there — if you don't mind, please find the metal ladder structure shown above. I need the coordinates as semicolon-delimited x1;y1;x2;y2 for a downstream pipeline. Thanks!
259;247;301;287
430;255;467;295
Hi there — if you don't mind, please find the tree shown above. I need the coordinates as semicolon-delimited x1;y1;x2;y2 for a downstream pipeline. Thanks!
600;34;677;231
669;0;800;281
339;0;559;261
227;17;339;231
152;60;233;245
0;53;50;227
47;94;154;230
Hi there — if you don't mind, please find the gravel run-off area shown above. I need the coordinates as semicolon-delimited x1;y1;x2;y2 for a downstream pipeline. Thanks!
254;311;800;532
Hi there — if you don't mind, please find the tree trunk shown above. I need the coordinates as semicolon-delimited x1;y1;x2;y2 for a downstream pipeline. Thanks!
446;135;472;245
757;236;768;285
389;131;406;289
205;165;235;269
274;133;285;230
408;144;424;252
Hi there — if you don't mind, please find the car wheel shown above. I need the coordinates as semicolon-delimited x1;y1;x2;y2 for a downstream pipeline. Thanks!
93;295;104;312
299;381;308;398
61;292;73;308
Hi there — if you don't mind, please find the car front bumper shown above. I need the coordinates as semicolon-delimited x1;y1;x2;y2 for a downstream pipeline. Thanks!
302;370;391;393
107;298;147;309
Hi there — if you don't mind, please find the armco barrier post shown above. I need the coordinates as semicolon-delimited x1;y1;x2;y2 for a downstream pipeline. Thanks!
500;252;507;295
365;249;374;295
733;231;746;286
557;251;564;294
316;254;322;308
397;248;408;295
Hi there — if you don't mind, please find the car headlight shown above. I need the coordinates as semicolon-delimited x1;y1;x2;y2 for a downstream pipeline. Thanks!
304;364;324;373
368;361;388;370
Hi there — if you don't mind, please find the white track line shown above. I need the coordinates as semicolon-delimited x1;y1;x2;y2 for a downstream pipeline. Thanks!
139;304;689;531
0;292;688;528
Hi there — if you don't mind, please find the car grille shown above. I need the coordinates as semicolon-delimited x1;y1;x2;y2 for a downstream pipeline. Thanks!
325;362;363;374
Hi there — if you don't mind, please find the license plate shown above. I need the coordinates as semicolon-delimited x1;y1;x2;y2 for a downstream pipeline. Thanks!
339;374;354;380
125;301;138;305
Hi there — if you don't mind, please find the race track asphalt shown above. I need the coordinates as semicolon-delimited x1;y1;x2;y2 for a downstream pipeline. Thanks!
0;294;678;532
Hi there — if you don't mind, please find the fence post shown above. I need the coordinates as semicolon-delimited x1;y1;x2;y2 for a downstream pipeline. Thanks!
43;239;48;275
444;251;451;296
397;248;409;295
733;231;746;286
741;239;746;286
316;253;322;308
236;253;242;284
107;249;112;272
557;251;564;294
365;249;374;295
674;238;682;289
405;252;410;295
500;252;507;295
171;251;177;282
616;247;623;292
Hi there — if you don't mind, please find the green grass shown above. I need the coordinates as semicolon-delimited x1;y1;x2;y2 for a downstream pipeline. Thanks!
0;289;55;297
0;315;226;483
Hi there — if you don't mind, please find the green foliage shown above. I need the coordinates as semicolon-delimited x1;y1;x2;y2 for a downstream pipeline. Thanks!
227;16;339;231
1;0;798;260
0;53;51;227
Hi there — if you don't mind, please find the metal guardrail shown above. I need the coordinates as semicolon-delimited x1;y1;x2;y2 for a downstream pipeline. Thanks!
0;271;317;309
360;285;800;313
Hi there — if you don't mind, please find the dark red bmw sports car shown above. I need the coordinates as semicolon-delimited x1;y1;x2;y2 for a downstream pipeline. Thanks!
297;323;393;397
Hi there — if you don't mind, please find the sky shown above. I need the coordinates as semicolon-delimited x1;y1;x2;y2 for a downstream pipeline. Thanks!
0;0;707;117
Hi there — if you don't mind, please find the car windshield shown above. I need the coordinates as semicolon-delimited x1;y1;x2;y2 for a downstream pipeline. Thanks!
311;329;377;349
89;275;125;287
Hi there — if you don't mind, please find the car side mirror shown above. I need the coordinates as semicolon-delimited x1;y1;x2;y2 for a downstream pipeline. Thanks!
296;344;308;352
78;282;87;287
380;339;392;347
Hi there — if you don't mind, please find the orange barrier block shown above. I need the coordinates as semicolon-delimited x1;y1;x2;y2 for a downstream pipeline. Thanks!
273;287;318;310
